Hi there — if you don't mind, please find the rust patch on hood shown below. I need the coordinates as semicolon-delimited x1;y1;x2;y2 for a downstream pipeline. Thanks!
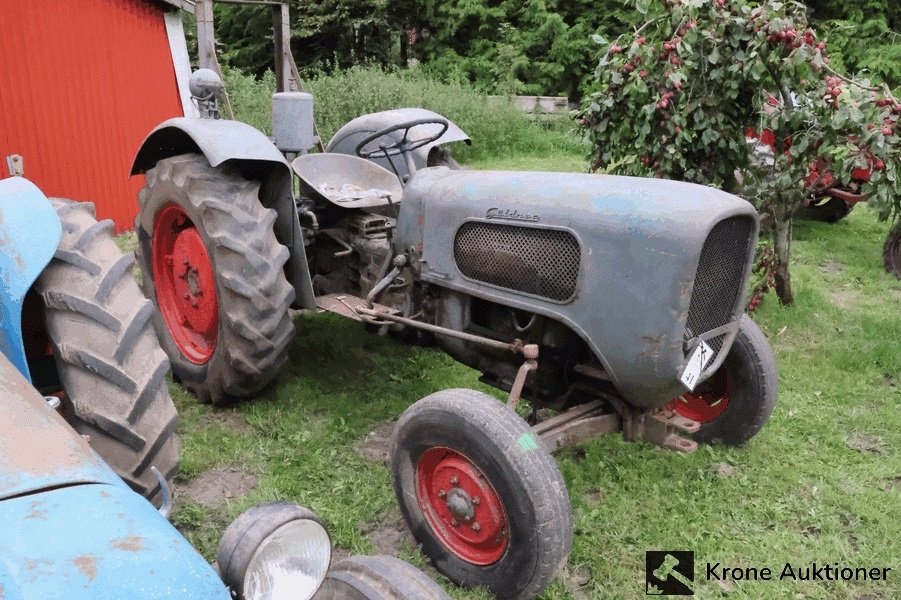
72;555;98;581
111;535;144;552
23;501;47;520
24;558;53;571
0;354;105;496
639;335;664;360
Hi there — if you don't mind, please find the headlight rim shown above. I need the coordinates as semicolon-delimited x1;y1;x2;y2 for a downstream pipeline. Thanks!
217;501;332;599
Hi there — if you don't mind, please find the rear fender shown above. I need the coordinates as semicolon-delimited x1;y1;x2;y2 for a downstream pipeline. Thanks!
0;177;62;379
325;108;470;181
131;118;315;309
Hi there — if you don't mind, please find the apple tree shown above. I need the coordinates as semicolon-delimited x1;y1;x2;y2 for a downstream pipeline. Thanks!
578;0;900;305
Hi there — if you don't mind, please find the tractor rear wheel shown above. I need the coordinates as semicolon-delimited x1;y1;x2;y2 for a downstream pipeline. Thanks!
883;222;901;279
35;199;179;506
391;388;572;600
668;315;777;446
315;555;452;599
135;154;295;404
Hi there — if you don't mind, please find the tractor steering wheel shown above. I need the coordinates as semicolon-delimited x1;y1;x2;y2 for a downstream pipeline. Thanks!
354;117;450;160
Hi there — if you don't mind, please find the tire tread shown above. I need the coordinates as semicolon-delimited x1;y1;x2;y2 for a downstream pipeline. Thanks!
135;154;295;404
36;198;179;506
392;389;572;599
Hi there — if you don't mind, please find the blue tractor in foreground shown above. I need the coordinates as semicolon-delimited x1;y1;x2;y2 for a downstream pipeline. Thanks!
0;346;451;599
0;175;178;504
0;175;451;599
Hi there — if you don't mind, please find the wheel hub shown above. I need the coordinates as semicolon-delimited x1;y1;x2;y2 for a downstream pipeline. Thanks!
445;487;475;522
416;447;508;565
152;204;219;364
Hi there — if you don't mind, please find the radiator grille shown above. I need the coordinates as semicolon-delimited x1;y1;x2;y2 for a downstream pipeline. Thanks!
454;222;580;302
686;217;754;355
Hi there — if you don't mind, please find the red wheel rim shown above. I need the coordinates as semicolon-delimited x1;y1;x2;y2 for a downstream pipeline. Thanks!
151;204;219;364
415;447;509;565
667;370;731;423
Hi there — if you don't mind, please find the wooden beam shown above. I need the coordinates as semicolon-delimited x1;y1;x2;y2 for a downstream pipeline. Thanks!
205;39;235;119
195;0;216;71
158;0;196;14
163;11;198;117
288;52;325;152
271;3;294;93
216;0;284;5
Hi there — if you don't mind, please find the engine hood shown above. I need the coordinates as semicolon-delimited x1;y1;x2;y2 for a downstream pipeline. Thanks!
0;353;123;501
398;168;758;408
0;484;228;599
0;354;229;598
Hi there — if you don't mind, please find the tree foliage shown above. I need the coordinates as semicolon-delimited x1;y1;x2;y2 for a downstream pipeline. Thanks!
209;0;637;98
579;0;900;305
805;0;900;90
213;0;402;76
207;0;897;101
406;0;634;98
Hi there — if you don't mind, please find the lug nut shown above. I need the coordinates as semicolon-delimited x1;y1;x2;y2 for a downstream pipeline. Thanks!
437;489;446;498
451;518;459;527
471;522;481;532
450;476;459;485
472;496;480;505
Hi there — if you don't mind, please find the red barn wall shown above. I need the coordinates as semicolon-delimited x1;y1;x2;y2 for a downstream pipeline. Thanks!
0;0;184;232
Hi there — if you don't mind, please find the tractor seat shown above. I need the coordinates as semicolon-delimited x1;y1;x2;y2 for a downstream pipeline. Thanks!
292;153;403;209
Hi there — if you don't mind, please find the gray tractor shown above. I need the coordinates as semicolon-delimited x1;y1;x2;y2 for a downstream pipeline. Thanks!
131;68;777;598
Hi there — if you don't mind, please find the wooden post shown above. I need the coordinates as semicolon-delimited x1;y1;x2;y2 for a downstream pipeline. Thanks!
196;0;216;71
272;3;295;92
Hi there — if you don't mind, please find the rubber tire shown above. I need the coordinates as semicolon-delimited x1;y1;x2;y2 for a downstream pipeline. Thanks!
691;315;778;445
314;555;452;600
883;222;901;279
391;388;573;600
35;199;179;506
136;153;295;404
796;196;853;223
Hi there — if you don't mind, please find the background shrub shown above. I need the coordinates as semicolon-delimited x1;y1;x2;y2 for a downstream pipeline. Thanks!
224;65;582;162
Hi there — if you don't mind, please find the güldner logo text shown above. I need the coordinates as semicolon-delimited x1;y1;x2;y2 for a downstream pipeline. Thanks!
485;207;540;222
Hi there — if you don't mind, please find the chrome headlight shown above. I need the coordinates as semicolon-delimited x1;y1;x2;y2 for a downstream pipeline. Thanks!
217;502;332;600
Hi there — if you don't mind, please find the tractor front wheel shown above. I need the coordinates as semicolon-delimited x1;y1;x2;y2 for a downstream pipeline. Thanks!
391;389;572;600
883;222;901;279
35;199;179;506
668;315;777;445
135;154;295;404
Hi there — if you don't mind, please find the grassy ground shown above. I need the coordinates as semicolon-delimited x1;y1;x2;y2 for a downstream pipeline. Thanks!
166;153;900;599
